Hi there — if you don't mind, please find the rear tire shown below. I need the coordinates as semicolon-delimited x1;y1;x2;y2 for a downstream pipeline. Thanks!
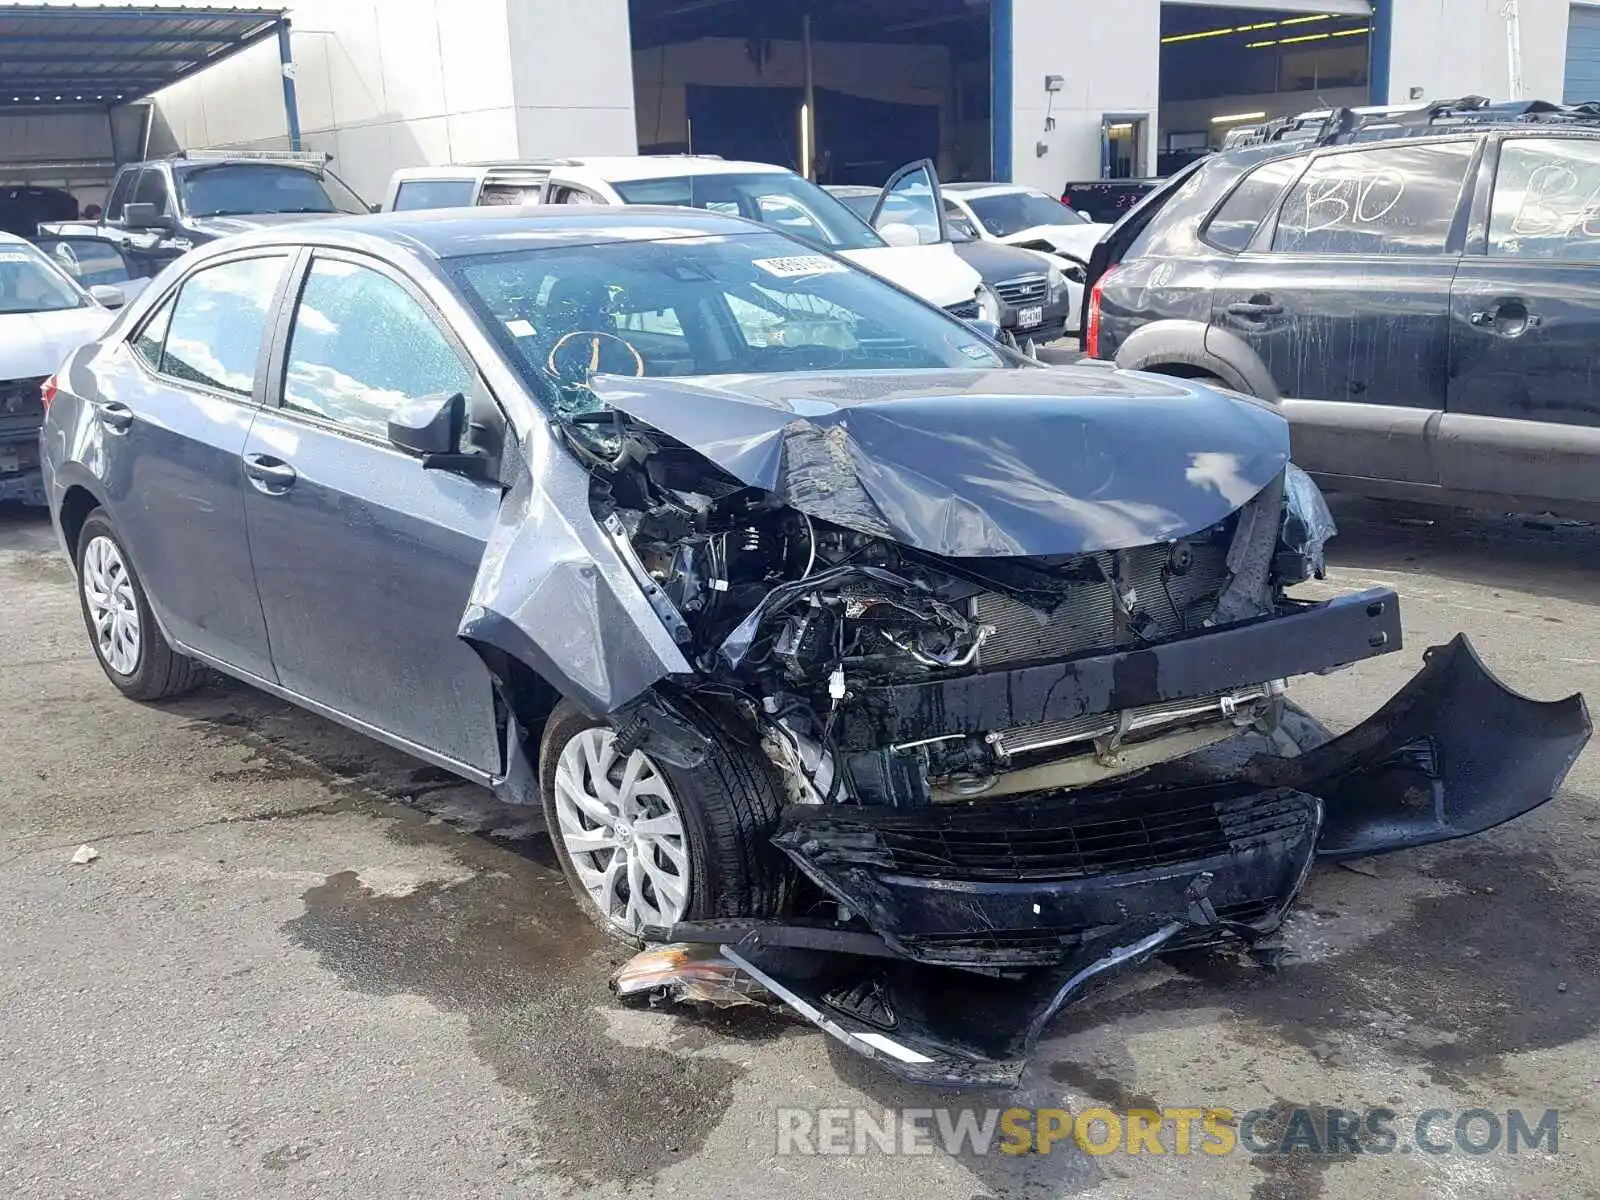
75;512;206;701
539;696;788;946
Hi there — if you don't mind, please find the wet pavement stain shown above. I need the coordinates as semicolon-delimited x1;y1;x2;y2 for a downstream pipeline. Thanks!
167;677;750;1184
283;815;748;1186
1059;847;1600;1090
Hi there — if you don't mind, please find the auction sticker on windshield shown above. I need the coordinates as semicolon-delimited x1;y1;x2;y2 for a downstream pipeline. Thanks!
0;250;33;263
753;255;849;279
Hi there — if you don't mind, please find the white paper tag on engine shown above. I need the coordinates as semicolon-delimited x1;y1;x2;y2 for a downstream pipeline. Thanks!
753;255;848;279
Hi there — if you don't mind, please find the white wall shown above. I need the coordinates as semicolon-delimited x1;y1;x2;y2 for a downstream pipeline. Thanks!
1386;0;1572;103
1008;0;1161;187
509;0;637;158
633;37;951;170
149;0;525;201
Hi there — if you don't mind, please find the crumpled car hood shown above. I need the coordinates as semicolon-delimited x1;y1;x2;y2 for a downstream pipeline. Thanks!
591;367;1289;557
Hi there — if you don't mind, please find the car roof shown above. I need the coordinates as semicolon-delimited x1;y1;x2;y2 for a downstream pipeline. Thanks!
391;156;799;185
223;203;774;259
0;230;31;246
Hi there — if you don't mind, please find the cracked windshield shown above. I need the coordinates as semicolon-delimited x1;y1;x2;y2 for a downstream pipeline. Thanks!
453;233;1006;417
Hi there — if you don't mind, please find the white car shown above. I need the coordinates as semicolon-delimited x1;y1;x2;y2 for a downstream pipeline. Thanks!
942;182;1110;266
1;231;124;505
382;157;984;316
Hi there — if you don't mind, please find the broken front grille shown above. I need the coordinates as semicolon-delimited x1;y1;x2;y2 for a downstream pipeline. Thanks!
871;789;1315;883
971;540;1232;668
0;375;47;440
994;276;1048;307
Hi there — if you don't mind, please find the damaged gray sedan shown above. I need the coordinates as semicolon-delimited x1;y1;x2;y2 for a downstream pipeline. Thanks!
40;207;1591;1086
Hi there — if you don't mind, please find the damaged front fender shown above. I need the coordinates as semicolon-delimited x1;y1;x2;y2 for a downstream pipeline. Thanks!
458;446;694;717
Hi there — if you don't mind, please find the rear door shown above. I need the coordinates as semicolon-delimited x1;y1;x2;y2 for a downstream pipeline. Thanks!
91;252;294;680
1445;134;1600;510
1212;138;1478;485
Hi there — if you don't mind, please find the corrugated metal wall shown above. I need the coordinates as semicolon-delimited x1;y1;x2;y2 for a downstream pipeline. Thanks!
1565;4;1600;101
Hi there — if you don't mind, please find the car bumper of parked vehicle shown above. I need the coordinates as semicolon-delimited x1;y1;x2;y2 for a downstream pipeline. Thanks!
633;630;1590;1088
0;432;45;507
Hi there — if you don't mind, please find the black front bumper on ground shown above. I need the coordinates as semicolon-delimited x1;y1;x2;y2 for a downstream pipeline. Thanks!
636;593;1591;1088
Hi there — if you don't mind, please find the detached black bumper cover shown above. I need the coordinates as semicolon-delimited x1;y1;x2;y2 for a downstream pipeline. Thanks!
701;635;1590;1088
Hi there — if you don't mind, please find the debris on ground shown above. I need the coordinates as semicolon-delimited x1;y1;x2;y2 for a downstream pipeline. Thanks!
612;942;771;1009
69;845;98;865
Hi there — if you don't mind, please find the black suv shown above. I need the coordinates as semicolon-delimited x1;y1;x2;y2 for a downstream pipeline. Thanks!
1083;97;1600;521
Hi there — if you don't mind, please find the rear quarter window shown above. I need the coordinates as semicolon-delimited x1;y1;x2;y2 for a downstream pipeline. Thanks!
392;179;476;211
1201;156;1305;252
1270;141;1476;256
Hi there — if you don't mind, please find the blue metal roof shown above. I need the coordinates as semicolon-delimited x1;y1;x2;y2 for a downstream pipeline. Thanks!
0;3;285;111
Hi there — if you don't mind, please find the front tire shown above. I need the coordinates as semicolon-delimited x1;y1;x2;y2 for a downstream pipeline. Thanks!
539;697;787;946
75;512;205;701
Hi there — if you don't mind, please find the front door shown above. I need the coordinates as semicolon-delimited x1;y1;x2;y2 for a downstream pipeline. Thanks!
242;251;503;772
1445;134;1600;509
870;159;948;246
1212;139;1477;485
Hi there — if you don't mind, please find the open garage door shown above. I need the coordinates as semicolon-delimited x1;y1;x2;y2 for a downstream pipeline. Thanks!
0;3;289;220
1158;3;1372;175
630;0;992;187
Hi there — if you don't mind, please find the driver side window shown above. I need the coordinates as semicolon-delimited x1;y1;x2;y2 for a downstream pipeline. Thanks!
282;257;475;440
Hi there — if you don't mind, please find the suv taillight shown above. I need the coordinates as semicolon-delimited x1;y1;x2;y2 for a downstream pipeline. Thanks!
1084;267;1115;360
40;375;58;412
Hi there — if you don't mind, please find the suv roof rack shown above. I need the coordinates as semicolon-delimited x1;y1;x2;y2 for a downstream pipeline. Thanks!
165;148;333;166
1220;96;1600;150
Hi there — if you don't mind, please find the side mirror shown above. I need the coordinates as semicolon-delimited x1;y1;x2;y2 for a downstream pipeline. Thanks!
122;203;173;232
966;318;1003;342
89;284;127;309
388;390;463;456
388;391;500;481
878;221;922;248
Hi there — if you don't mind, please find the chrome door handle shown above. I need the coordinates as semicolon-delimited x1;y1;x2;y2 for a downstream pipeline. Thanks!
96;401;134;432
243;453;297;493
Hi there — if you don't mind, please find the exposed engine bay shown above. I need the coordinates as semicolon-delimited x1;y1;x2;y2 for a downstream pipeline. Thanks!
592;428;1329;812
542;372;1590;1089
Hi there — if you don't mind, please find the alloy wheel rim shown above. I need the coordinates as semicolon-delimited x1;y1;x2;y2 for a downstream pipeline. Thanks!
82;535;141;676
553;728;690;935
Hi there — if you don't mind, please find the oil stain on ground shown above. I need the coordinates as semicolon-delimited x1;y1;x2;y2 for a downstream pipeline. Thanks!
182;679;758;1185
283;812;751;1186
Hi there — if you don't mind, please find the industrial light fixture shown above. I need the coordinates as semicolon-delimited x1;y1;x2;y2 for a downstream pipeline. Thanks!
1210;111;1267;124
1245;25;1370;48
1160;12;1331;45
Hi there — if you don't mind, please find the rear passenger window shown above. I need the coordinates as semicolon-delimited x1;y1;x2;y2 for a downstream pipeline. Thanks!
392;179;475;211
133;169;170;215
161;256;287;395
131;294;174;369
1203;157;1304;252
104;172;135;222
1271;142;1475;256
1489;137;1600;261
